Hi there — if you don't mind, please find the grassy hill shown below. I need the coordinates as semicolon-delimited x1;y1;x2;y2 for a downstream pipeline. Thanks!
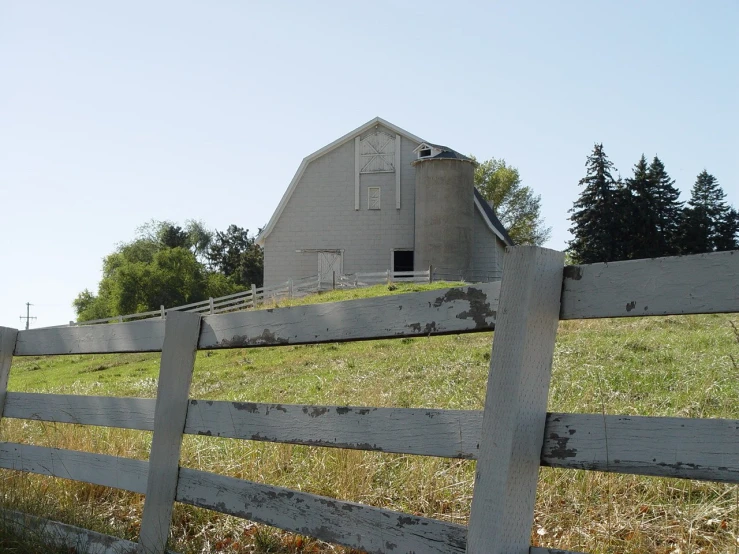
1;282;738;553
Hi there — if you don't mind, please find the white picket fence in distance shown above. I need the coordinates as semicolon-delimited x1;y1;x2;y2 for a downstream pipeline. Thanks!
67;276;319;327
68;270;432;327
1;247;738;553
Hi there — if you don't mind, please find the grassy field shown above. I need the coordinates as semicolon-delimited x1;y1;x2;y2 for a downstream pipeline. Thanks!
1;282;738;553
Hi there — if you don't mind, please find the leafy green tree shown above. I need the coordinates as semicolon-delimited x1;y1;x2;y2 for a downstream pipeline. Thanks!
568;143;626;263
73;221;249;322
136;219;213;260
158;224;189;249
93;247;209;316
473;157;551;245
72;289;111;322
185;219;214;264
680;170;734;254
207;225;264;287
205;272;242;299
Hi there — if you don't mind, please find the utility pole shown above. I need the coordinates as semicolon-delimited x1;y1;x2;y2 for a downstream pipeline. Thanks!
20;302;36;330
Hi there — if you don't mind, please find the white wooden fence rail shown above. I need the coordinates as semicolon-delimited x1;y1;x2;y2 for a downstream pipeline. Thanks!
17;283;500;355
0;247;737;554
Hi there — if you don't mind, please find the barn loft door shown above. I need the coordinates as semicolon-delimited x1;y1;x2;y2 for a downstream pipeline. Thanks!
359;131;395;173
318;252;342;287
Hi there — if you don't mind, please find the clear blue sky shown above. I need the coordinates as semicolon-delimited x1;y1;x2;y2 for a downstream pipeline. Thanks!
1;1;737;328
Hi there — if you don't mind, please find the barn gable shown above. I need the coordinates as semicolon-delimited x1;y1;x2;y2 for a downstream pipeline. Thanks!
256;117;424;247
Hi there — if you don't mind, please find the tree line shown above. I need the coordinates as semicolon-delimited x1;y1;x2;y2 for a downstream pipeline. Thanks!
73;220;263;322
568;144;738;264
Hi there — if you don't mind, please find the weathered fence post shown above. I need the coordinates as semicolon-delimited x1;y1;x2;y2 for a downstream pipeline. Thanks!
428;265;433;284
208;297;214;315
0;327;19;424
160;305;165;320
137;312;202;554
466;246;564;554
251;284;257;308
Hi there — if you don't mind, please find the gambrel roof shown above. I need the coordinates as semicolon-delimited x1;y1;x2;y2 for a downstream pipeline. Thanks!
256;117;512;246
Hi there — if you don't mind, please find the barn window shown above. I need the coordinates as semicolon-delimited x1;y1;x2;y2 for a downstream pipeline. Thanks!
360;131;395;173
413;143;442;160
393;250;414;272
368;187;381;210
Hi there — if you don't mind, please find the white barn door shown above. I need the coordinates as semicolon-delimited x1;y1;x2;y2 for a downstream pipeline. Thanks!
318;252;342;287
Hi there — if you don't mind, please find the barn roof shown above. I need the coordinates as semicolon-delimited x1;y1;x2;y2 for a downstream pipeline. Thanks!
413;142;475;162
474;187;514;246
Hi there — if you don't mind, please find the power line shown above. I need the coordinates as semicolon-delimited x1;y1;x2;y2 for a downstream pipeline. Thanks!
19;302;37;330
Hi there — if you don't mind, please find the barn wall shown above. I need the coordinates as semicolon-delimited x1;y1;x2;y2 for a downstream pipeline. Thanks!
263;125;420;287
495;235;506;277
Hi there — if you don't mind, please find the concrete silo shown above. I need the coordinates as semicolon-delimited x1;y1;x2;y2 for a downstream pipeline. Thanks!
412;145;476;279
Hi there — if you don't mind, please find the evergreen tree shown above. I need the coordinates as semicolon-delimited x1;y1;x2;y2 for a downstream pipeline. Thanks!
680;170;731;254
623;155;656;259
715;207;739;251
622;155;683;260
568;144;625;263
647;156;683;256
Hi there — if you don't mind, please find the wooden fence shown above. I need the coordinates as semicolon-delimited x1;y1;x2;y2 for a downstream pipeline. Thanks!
1;247;738;553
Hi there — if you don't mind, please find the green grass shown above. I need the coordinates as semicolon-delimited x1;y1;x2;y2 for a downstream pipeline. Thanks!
1;282;738;553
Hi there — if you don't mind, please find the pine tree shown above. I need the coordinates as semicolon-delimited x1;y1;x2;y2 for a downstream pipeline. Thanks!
680;170;731;254
647;156;683;256
568;144;625;263
623;154;657;259
715;208;739;251
621;155;684;260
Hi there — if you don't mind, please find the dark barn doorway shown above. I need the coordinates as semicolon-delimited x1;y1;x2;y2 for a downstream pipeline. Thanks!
393;250;414;272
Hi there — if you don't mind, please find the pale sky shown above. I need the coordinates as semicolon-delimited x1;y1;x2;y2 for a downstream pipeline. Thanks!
1;1;737;329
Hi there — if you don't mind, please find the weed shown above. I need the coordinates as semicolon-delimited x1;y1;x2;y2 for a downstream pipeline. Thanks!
253;526;282;553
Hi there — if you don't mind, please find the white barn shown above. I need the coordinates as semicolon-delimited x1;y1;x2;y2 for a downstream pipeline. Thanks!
256;117;513;287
